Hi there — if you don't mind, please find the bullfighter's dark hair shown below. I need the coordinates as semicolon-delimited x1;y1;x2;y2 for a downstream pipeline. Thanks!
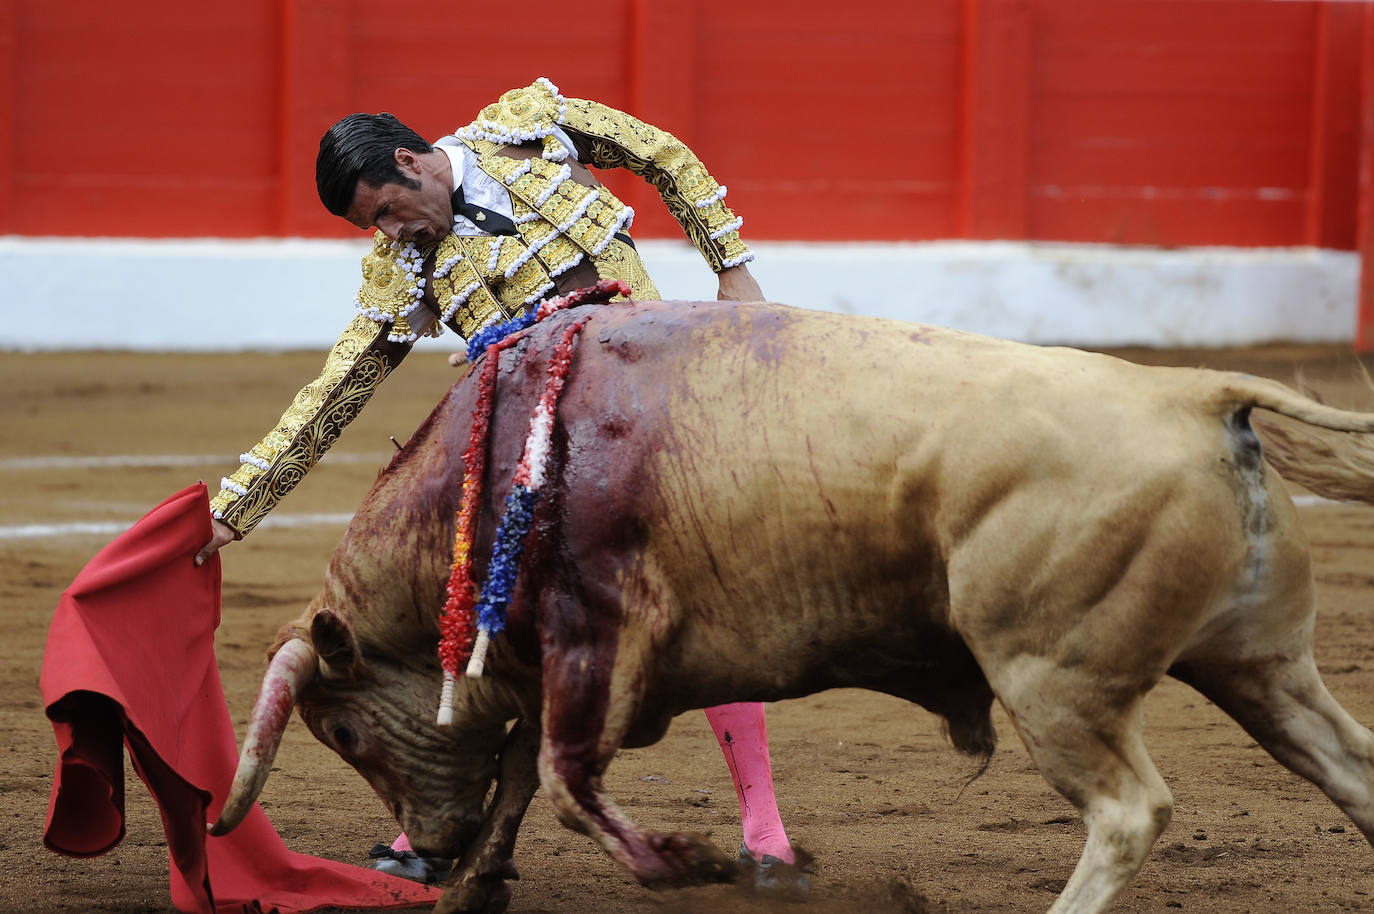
316;113;433;217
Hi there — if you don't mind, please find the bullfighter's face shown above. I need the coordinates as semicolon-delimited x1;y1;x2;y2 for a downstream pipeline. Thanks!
297;610;506;858
345;147;453;249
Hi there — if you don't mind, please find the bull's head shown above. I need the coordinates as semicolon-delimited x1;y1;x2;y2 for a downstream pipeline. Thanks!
209;606;508;859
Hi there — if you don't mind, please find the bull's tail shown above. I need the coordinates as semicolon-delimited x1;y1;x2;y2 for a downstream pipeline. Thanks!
1215;373;1374;505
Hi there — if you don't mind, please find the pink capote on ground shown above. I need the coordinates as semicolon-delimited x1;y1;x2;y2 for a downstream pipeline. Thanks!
40;483;440;913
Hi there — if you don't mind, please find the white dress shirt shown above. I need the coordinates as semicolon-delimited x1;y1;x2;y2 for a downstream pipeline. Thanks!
434;128;582;236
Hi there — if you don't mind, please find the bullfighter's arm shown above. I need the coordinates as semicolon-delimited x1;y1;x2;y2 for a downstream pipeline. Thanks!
558;97;761;300
209;314;413;537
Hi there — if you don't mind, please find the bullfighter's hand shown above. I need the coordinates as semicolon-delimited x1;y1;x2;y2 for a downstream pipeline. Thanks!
448;350;469;368
717;264;764;303
195;517;240;566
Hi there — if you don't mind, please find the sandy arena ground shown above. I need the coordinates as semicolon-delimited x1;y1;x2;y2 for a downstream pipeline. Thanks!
6;340;1374;913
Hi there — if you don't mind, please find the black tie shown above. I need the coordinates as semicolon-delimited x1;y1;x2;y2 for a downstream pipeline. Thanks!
450;185;517;236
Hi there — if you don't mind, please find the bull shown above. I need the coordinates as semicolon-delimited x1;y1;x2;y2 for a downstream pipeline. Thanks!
211;300;1374;914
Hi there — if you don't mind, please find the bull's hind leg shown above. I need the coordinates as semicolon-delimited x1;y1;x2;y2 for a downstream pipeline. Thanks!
1173;652;1374;844
992;662;1174;914
1170;517;1374;845
535;638;735;886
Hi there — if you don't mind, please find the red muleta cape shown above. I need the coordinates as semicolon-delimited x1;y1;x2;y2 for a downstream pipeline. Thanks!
40;483;439;913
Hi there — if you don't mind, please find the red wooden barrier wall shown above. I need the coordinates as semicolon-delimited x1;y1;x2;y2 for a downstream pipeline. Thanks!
1356;0;1374;350
0;0;1368;251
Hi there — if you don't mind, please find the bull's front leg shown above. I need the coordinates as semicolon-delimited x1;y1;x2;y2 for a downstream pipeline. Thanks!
536;641;736;886
435;720;541;914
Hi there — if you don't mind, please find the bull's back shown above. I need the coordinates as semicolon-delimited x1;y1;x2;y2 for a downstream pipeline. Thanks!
540;302;1247;705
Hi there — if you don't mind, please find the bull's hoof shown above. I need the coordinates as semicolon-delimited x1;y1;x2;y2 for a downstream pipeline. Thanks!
737;842;814;895
434;875;513;914
365;843;453;884
639;831;737;886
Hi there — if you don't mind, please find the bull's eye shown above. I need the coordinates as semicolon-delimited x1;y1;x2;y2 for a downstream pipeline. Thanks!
331;723;358;753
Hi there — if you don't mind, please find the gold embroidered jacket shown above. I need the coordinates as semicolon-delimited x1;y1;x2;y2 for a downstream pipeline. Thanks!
211;77;752;535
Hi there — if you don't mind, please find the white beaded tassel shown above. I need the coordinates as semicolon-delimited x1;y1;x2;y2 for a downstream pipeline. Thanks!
465;629;491;678
436;670;456;726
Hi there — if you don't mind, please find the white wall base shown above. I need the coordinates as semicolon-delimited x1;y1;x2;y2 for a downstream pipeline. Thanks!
0;236;1358;351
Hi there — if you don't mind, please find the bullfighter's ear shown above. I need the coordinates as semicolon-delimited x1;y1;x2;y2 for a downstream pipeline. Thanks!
310;608;359;679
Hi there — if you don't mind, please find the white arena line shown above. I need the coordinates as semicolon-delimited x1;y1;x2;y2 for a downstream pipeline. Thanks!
0;513;356;541
0;452;393;471
1291;494;1345;508
0;495;1350;542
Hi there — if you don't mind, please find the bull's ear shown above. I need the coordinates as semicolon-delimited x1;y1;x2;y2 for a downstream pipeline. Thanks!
310;608;359;679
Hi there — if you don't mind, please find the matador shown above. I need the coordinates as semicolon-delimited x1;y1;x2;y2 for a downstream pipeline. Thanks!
197;79;804;888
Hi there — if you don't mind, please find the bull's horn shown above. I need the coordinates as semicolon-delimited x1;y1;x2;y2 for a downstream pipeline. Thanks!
208;638;316;836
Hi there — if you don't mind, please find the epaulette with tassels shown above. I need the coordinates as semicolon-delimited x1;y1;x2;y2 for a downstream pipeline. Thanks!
455;76;573;162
